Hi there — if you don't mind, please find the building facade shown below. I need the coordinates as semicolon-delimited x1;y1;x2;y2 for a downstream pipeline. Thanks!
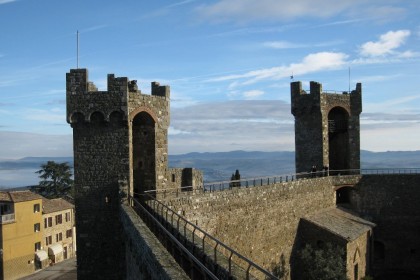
0;191;43;280
42;198;76;265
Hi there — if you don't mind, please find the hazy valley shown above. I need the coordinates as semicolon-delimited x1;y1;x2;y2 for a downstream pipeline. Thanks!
1;150;420;188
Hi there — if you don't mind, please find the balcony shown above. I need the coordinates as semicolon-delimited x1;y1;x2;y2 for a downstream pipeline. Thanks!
0;213;15;224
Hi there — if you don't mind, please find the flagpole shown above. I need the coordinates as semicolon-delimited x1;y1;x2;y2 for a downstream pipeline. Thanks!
348;66;351;93
77;30;79;69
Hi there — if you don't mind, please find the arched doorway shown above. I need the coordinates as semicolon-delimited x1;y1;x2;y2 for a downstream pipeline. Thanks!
328;107;350;174
132;112;156;196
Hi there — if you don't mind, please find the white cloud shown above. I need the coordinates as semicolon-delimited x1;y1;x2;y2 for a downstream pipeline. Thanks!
364;95;420;112
209;52;348;85
23;108;65;123
80;25;108;34
361;122;420;152
165;0;195;9
168;127;192;135
196;0;366;22
396;50;420;59
0;0;17;4
360;30;411;57
168;100;294;154
243;90;265;99
0;131;72;159
263;41;305;49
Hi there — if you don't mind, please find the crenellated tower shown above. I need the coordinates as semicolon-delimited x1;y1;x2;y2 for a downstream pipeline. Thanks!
291;81;362;174
66;68;171;279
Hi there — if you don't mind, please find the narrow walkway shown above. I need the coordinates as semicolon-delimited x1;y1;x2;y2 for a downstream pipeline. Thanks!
19;258;76;280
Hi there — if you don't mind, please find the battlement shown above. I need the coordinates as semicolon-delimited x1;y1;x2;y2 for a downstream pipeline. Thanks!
66;69;170;97
291;81;361;96
66;69;170;126
291;81;362;117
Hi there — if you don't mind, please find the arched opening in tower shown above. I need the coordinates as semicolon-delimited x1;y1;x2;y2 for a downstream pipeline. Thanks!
335;186;353;206
132;112;156;197
328;107;350;174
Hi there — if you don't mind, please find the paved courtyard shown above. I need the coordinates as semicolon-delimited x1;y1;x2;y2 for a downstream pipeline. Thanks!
19;258;76;280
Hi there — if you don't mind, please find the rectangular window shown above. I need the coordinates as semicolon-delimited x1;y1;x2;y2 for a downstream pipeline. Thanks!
35;242;41;251
34;223;40;232
45;217;53;228
46;236;52;245
55;214;62;225
33;203;40;213
66;229;72;238
56;232;63;242
0;204;11;214
65;212;71;222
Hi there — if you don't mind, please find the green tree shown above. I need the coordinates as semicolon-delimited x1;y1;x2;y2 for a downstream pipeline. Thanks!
36;161;74;198
298;243;347;280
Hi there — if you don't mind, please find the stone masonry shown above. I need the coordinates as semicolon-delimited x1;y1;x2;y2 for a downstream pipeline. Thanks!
66;69;202;279
291;81;362;174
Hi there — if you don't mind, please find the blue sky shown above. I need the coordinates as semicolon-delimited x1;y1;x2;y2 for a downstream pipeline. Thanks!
1;0;420;160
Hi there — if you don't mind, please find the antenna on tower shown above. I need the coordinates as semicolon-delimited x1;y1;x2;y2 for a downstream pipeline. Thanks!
348;66;351;93
77;30;79;69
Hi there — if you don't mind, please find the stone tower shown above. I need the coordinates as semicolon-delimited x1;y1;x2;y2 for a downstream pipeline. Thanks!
66;68;170;279
291;81;362;174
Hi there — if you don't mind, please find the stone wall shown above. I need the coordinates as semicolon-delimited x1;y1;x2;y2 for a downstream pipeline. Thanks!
163;177;337;275
349;174;420;276
120;204;189;280
166;168;203;190
162;174;420;278
1;254;35;280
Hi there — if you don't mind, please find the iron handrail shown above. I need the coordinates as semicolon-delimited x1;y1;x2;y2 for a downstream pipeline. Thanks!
128;195;219;280
145;168;420;196
137;192;278;280
203;168;420;190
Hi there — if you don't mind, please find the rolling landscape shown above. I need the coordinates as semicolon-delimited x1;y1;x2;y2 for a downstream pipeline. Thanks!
1;150;420;188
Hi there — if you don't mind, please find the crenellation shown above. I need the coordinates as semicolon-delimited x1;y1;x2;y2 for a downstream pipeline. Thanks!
152;81;170;98
291;81;362;174
309;80;322;95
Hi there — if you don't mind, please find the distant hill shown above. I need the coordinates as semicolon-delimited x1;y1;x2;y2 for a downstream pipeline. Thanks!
169;151;295;182
0;157;74;170
1;150;420;188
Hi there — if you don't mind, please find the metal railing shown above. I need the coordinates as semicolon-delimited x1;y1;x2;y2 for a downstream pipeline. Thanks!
135;192;278;280
129;195;219;280
146;168;420;197
204;168;420;192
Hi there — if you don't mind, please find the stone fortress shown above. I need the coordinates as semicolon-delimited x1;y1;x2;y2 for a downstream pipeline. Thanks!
66;69;420;280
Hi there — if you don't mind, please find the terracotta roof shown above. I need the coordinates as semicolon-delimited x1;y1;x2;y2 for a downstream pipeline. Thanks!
42;198;74;214
302;207;376;241
0;190;43;203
